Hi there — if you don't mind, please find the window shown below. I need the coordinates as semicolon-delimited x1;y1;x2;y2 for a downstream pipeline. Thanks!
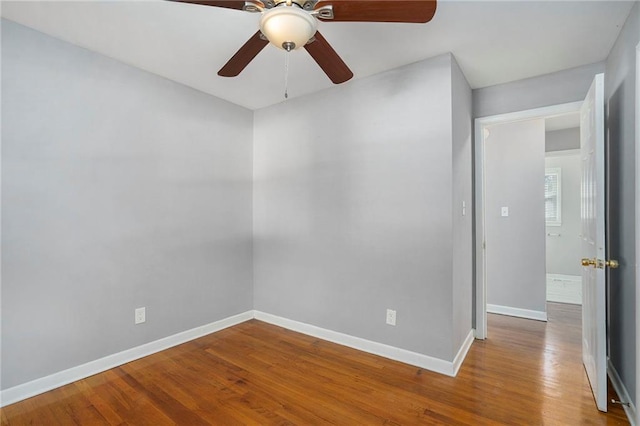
545;168;561;226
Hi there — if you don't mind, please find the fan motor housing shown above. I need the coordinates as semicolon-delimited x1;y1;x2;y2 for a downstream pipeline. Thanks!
271;0;318;10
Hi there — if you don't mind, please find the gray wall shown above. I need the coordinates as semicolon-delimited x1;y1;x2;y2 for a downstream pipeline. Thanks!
545;128;580;152
253;54;472;361
604;0;638;405
473;62;605;119
451;58;474;352
485;119;547;313
545;150;582;277
1;20;254;389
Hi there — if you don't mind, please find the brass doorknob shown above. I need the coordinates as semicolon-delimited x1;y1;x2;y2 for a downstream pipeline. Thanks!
581;258;596;267
606;259;619;269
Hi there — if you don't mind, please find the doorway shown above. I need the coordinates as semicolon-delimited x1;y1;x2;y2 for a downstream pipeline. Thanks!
475;75;611;414
474;101;582;339
478;113;582;324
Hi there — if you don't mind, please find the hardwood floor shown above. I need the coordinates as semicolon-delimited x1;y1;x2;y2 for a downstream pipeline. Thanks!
1;303;630;425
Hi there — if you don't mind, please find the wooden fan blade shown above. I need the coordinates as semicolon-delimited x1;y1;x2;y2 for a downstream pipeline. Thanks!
166;0;250;10
218;31;269;77
304;31;353;84
315;0;437;23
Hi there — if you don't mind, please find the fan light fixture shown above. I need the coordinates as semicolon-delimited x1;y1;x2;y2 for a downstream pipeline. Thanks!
259;5;318;51
175;0;437;85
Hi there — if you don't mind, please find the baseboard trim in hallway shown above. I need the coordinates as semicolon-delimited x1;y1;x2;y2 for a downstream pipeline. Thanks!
487;303;548;321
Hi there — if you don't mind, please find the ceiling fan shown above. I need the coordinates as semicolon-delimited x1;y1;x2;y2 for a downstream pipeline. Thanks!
169;0;437;84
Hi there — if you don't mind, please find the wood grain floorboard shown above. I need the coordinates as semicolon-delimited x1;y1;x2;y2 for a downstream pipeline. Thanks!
1;302;630;425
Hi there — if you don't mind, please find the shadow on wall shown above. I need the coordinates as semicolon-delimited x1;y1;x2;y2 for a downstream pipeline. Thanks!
606;80;636;402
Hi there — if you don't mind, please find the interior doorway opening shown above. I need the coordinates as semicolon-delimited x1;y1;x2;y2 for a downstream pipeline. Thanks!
477;112;583;326
474;101;583;339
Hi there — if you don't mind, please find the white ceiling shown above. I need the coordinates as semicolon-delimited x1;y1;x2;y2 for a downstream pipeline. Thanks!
1;1;635;110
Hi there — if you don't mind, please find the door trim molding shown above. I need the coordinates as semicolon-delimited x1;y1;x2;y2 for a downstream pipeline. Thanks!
635;42;639;424
474;101;583;339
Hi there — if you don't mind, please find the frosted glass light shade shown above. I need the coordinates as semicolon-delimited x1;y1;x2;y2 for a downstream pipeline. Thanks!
259;6;317;50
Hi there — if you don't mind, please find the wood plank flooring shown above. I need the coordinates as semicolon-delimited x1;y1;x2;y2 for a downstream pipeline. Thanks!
1;303;630;425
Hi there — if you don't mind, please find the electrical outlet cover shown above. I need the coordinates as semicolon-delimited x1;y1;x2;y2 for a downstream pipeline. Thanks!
135;307;146;324
386;309;396;326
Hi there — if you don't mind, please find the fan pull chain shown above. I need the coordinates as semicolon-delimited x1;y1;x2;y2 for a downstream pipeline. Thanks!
284;50;290;99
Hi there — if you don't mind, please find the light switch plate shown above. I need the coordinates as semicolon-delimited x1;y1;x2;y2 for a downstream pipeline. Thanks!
501;206;509;217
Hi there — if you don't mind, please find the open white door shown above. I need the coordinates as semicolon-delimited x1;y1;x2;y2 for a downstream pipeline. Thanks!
580;73;609;412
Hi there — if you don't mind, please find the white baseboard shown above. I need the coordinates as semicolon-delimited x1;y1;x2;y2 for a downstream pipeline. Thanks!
0;310;254;408
254;311;473;377
452;330;475;376
486;304;547;322
2;310;476;407
608;359;637;426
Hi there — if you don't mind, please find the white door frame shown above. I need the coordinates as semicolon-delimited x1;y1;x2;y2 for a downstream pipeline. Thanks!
474;101;583;339
635;42;639;424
